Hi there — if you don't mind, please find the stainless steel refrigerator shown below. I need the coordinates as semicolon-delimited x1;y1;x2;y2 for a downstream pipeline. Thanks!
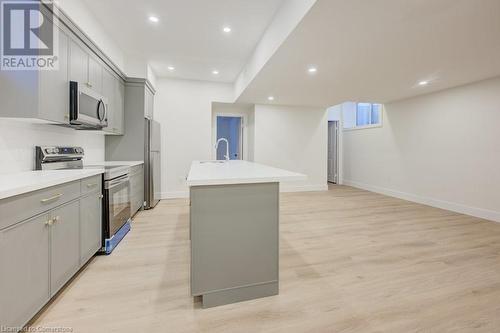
144;118;161;209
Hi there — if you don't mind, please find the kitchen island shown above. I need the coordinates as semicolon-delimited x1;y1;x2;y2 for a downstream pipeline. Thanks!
187;160;306;308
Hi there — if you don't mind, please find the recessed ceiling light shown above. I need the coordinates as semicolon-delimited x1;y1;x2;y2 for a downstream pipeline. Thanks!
212;70;219;75
167;66;175;71
308;67;318;74
418;80;429;86
268;96;275;101
148;16;159;23
223;26;232;33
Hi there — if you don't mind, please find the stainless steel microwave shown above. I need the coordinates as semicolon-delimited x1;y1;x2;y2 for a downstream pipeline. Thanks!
69;81;108;129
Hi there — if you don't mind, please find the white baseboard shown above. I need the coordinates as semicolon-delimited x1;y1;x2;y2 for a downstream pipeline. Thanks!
161;184;328;199
280;184;329;193
161;191;189;199
343;179;500;223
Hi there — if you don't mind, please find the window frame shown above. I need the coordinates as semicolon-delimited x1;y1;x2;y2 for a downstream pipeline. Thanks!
343;103;384;131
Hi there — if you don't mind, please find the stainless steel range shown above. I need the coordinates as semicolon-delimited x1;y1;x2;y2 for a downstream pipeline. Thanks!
35;146;131;254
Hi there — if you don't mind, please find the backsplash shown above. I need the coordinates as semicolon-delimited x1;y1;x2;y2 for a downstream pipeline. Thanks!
0;119;105;173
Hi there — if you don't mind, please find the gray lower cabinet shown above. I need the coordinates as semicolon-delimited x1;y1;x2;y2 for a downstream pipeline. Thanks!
0;177;103;329
190;182;279;308
130;164;144;214
0;214;50;328
50;201;81;296
80;191;102;264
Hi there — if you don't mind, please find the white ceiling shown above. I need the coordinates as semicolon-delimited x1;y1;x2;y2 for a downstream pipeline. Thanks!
82;0;284;82
237;0;500;106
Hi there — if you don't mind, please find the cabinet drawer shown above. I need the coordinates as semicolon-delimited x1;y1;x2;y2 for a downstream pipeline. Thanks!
81;175;102;196
0;181;81;230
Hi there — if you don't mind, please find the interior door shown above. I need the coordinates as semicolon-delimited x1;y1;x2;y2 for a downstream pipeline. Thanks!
328;121;338;183
216;116;242;160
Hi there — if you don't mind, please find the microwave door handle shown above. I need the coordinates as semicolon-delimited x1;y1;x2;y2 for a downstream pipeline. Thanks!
103;101;108;123
97;99;106;122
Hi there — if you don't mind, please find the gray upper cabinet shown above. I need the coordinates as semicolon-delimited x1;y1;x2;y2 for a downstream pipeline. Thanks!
69;39;88;85
114;79;125;134
102;67;115;129
50;200;81;296
145;88;154;119
69;39;103;94
102;68;125;135
0;12;72;124
0;5;127;134
0;214;50;328
88;55;103;93
80;191;102;264
39;29;70;124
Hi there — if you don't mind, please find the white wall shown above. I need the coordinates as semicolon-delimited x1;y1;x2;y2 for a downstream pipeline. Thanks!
343;77;500;222
0;119;104;173
212;103;255;161
254;104;328;192
327;104;342;121
154;78;234;198
341;102;357;128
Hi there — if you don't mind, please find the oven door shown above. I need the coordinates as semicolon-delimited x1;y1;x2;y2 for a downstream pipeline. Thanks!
104;175;131;238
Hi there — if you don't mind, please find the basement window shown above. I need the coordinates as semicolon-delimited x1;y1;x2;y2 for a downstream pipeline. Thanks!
343;102;383;130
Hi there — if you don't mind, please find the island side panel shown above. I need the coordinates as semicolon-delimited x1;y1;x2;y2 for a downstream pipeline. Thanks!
190;182;279;307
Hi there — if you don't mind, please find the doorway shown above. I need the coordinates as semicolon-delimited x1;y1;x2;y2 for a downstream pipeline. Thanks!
215;115;243;160
328;121;339;183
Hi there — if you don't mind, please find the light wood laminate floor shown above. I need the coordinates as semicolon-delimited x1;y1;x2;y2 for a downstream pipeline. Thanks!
30;186;500;332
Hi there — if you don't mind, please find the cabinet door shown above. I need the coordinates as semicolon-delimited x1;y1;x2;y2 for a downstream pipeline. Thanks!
130;168;144;214
69;39;88;85
145;89;154;119
88;56;102;93
101;68;115;133
80;192;102;264
39;28;69;124
0;214;50;328
113;79;125;134
50;200;80;296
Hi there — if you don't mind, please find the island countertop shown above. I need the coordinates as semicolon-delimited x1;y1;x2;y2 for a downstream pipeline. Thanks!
186;160;307;186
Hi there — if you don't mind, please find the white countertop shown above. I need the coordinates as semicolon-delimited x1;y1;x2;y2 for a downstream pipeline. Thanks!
0;169;105;200
85;161;144;167
187;160;307;186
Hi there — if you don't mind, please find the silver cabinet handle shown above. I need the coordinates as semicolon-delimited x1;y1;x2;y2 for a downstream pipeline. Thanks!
41;193;63;204
87;183;98;188
98;194;104;199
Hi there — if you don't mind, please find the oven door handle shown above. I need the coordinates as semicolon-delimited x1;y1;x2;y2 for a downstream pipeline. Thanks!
106;175;130;189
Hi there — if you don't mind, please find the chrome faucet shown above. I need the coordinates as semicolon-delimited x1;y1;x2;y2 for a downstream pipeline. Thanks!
215;138;230;161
